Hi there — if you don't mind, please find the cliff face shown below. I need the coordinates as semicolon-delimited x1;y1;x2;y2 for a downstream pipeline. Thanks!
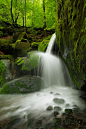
56;0;86;89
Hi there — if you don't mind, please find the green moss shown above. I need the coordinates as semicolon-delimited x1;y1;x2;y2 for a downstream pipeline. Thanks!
0;76;42;94
0;39;9;46
0;55;14;61
0;60;6;87
56;0;86;89
38;35;52;52
31;42;39;49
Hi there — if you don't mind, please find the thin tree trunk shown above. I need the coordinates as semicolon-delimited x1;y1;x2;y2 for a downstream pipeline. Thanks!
15;0;18;25
11;0;14;24
32;0;34;28
25;0;26;32
43;0;47;37
15;12;19;25
23;17;24;27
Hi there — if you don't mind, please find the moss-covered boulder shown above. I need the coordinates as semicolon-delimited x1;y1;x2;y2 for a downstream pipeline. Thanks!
1;59;16;82
0;39;10;47
0;75;43;94
11;32;31;56
0;60;6;87
56;0;86;89
38;35;52;52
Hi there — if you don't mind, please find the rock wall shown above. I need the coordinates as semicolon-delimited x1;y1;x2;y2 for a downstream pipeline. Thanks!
56;0;86;89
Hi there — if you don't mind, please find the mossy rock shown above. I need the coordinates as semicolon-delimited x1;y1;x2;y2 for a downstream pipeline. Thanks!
17;32;29;41
9;32;21;43
0;60;6;87
0;55;14;61
0;75;43;94
0;39;10;47
15;40;30;50
14;40;30;56
31;42;40;50
38;35;52;52
56;0;86;89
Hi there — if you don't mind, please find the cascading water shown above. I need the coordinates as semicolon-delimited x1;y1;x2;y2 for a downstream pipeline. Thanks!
0;33;86;128
36;33;74;88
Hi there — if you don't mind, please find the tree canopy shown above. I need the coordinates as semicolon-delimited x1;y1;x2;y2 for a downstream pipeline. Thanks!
0;0;56;29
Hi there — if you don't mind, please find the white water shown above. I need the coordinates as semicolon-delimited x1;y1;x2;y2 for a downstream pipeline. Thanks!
36;33;74;88
0;86;85;121
0;33;86;127
46;33;56;53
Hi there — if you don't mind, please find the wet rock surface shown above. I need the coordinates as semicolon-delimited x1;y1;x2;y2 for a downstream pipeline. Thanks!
0;75;43;94
0;107;86;129
53;98;65;104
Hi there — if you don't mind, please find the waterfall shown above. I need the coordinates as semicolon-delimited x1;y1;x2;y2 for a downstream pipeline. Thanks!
36;33;74;88
46;33;56;53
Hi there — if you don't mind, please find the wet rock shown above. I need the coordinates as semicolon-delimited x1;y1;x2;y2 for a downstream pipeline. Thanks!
69;120;77;127
0;75;43;94
53;111;59;116
46;106;53;111
1;59;16;81
66;115;74;121
53;118;61;127
53;98;65;104
65;103;70;107
72;108;80;113
54;106;62;111
63;118;71;126
65;109;72;114
72;104;79;108
76;118;83;125
35;119;42;127
62;113;68;118
54;93;60;95
50;91;53;94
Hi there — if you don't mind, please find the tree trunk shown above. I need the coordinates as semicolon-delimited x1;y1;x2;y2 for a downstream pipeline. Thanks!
23;17;24;27
25;0;26;32
11;0;14;24
11;0;19;26
32;0;34;28
14;0;19;25
43;0;47;37
15;12;19;25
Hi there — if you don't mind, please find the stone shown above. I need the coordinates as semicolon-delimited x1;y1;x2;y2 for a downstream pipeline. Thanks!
0;75;43;94
65;103;70;107
53;98;65;104
53;111;59;116
35;119;42;127
50;91;53;94
54;93;60;95
46;106;53;111
54;106;62;111
65;109;72;114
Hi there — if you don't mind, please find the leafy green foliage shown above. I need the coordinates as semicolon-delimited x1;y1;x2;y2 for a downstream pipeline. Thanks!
0;60;6;87
0;0;56;28
16;52;39;72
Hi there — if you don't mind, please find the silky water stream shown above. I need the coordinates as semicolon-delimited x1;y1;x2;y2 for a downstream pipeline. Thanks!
0;33;86;129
